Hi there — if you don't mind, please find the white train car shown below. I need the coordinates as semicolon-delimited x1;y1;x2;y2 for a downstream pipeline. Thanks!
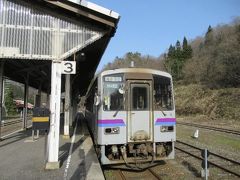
85;68;176;166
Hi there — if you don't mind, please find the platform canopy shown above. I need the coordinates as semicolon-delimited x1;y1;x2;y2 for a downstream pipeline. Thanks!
0;0;119;94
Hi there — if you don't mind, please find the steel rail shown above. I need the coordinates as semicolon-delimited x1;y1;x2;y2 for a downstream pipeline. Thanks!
118;170;127;180
209;151;240;165
1;118;32;127
176;140;202;151
176;140;240;177
0;119;22;127
118;169;162;180
177;122;240;135
148;168;162;180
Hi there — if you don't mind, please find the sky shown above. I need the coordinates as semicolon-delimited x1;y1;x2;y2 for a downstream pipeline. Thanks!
89;0;240;71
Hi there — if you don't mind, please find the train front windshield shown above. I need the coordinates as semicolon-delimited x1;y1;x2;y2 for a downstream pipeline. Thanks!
103;74;124;111
102;73;173;111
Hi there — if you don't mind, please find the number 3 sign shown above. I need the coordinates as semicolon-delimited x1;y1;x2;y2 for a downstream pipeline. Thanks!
61;61;76;74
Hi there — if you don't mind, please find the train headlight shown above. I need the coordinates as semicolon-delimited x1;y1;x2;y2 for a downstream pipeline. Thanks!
112;127;120;133
104;127;120;134
160;126;174;132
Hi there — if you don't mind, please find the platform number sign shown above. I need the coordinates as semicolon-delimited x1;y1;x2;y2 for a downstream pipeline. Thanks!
61;61;76;74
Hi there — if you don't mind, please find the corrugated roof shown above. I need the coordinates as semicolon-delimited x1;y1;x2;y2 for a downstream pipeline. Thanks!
68;0;119;19
0;0;120;95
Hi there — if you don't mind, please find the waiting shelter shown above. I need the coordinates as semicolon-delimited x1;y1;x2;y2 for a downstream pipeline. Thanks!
0;0;119;169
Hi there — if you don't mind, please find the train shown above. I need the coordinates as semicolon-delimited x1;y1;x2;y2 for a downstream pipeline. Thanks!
85;68;176;167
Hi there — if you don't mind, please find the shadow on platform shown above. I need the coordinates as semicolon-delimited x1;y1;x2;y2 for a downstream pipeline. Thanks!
0;112;104;180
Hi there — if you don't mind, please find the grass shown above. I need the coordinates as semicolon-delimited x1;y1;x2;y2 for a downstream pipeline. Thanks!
104;170;116;180
177;125;240;158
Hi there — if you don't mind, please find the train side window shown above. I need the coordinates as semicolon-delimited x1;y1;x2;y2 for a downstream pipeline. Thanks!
153;75;173;110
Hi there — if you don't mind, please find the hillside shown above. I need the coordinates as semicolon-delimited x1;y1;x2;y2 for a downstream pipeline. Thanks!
100;18;240;123
174;84;240;122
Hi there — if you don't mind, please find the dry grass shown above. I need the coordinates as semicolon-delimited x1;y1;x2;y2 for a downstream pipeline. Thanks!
174;84;240;122
177;125;240;161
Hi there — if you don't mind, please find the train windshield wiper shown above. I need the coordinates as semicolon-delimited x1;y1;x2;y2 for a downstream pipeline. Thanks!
113;88;125;117
161;110;166;116
113;107;120;117
159;105;167;116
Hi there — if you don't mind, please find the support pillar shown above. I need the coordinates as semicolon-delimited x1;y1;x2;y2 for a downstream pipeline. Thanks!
69;103;73;127
63;74;70;139
23;74;29;130
46;19;63;169
0;61;4;139
46;93;50;109
69;77;74;128
46;61;62;169
35;83;42;108
38;84;42;105
72;93;77;123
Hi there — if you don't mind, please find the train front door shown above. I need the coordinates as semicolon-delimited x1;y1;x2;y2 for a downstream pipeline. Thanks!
127;81;153;142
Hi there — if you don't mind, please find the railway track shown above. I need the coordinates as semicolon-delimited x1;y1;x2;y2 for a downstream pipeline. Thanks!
0;119;22;127
177;122;240;135
175;140;240;178
1;117;32;127
114;168;162;180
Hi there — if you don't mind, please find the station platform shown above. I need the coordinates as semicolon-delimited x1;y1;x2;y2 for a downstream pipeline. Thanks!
0;115;105;180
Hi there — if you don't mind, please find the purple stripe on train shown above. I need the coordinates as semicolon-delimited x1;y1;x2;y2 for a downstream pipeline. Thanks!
98;119;125;127
155;118;176;126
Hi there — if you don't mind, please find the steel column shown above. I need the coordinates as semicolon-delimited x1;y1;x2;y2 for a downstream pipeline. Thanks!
0;61;4;139
63;74;71;138
46;93;50;109
46;19;63;169
46;61;62;169
23;74;29;130
35;83;42;108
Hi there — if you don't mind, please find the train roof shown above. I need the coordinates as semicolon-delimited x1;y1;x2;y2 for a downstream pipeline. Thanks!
85;68;172;97
100;68;172;78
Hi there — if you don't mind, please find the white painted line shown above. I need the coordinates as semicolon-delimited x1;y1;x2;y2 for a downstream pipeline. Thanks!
1;129;24;139
1;125;33;139
64;121;83;180
24;139;37;143
1;125;32;139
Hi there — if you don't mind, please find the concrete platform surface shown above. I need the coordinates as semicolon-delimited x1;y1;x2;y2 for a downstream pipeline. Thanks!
0;119;105;180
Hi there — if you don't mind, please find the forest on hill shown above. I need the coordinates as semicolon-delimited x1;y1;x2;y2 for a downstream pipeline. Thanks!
3;79;38;116
103;18;240;89
102;18;240;121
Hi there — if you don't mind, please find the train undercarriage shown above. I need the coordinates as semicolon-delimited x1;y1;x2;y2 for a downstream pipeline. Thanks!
97;142;174;169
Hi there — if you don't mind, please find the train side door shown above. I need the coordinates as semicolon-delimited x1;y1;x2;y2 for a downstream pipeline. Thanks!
127;81;153;142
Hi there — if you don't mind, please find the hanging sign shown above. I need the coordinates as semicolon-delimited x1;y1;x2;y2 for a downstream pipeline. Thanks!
61;61;76;74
